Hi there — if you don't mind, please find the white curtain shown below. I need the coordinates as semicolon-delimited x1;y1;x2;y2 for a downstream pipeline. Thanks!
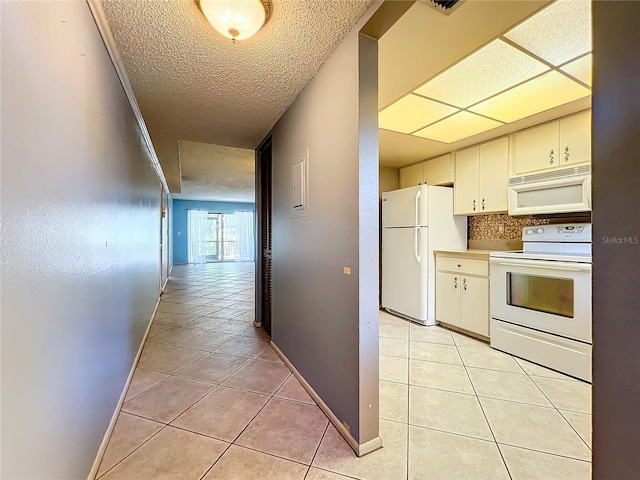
187;210;208;264
235;211;255;262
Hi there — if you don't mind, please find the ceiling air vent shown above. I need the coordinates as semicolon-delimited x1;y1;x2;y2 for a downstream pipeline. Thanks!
420;0;465;16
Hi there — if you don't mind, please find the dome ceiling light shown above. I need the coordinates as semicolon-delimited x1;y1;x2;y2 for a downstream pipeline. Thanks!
199;0;272;42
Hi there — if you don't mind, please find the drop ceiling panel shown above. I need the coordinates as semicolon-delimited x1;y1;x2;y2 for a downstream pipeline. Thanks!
379;95;458;134
413;111;503;143
414;39;549;108
379;97;591;167
378;0;550;108
504;0;591;66
560;54;592;86
469;71;591;123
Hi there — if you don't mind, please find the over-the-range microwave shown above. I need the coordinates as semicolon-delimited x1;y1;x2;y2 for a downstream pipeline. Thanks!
508;164;591;216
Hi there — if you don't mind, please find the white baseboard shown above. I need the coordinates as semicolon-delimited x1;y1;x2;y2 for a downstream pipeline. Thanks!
86;296;161;480
269;342;383;457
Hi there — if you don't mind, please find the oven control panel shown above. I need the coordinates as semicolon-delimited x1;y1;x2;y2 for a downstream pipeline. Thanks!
522;223;592;242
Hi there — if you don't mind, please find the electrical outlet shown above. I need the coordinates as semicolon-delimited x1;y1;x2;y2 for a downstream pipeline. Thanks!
498;224;505;234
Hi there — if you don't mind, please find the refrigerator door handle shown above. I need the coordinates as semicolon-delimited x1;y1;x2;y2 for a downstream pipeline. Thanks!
415;190;421;226
414;228;421;264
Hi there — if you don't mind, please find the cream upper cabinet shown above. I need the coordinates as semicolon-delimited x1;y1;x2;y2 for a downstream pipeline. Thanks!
400;154;453;188
559;111;591;166
514;122;559;175
399;162;424;188
423;154;453;186
454;137;509;215
454;147;479;214
479;137;509;212
514;111;591;175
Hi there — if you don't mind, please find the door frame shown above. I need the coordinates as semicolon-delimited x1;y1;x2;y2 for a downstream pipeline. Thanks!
255;135;272;333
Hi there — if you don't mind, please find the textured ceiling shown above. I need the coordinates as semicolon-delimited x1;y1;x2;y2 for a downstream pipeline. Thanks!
101;0;373;193
172;141;255;203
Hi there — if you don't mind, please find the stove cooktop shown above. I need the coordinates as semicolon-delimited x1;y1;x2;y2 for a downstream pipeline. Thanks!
489;249;592;264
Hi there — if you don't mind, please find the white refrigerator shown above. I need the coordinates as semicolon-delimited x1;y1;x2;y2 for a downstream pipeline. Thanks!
381;185;467;326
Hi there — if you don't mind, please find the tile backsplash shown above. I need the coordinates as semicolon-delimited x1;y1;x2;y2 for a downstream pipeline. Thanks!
469;214;550;240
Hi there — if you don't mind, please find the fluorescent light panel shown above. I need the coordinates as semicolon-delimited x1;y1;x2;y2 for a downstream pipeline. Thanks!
414;39;549;108
380;0;593;145
413;111;503;144
379;94;458;134
470;71;591;123
504;0;592;66
560;54;592;86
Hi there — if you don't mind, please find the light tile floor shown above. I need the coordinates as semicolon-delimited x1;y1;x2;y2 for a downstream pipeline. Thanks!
96;263;592;480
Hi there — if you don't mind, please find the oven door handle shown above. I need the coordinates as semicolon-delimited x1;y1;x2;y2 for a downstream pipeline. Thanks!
490;259;591;272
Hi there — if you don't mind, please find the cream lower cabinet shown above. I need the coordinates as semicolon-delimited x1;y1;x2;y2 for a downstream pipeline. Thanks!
435;253;490;338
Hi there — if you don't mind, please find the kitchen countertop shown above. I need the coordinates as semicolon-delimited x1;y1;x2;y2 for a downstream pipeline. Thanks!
433;249;493;259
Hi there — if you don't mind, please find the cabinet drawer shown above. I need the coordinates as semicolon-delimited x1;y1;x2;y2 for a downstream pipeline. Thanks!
437;256;488;276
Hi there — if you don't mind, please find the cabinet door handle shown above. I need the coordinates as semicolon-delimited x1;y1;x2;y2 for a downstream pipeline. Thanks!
549;149;554;165
457;264;461;268
454;277;458;289
463;278;467;290
472;199;476;211
482;198;485;210
565;146;570;162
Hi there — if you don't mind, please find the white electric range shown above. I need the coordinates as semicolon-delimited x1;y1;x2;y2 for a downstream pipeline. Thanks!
489;223;592;382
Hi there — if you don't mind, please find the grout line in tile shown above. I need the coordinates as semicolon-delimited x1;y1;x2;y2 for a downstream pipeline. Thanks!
475;393;556;409
405;376;410;480
528;372;585;384
407;382;477;398
122;371;174;403
197;441;234;480
222;372;292;449
228;443;313;468
136;352;209;376
463;364;528;375
452;335;514;480
171;372;220;386
167;421;234;445
388;417;501;445
95;423;170;479
497;441;593;463
137;344;174;363
306;420;331;477
124;380;216;425
522;365;593;451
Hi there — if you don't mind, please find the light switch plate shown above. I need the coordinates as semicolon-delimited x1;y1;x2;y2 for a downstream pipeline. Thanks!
292;159;305;211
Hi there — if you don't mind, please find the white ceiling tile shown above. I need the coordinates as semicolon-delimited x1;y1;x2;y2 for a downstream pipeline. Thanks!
560;54;592;86
469;71;591;123
414;39;549;108
504;0;592;66
379;95;458;134
413;111;503;144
